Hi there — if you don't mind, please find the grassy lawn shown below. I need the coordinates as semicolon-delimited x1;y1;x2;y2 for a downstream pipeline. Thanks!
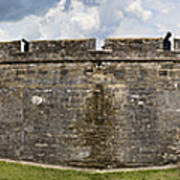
0;161;179;180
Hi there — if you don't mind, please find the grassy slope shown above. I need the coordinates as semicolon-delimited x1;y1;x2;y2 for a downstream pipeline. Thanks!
0;162;179;180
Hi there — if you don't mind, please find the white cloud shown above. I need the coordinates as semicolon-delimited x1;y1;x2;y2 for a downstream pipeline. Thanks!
0;29;12;41
17;0;100;40
19;15;41;40
70;9;99;32
111;18;156;38
126;0;152;21
116;11;124;20
39;0;100;39
0;0;179;43
156;24;167;33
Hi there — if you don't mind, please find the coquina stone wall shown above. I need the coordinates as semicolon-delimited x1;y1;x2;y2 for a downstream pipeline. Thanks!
0;38;180;169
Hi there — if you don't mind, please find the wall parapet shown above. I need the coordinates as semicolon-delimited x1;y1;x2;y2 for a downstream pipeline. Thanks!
29;38;96;53
0;37;180;63
0;41;21;56
103;38;163;50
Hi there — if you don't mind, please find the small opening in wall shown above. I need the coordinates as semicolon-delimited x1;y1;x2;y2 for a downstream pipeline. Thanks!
21;39;29;52
159;70;168;76
95;61;102;68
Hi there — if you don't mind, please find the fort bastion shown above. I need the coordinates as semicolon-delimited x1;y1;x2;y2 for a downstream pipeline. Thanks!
0;37;180;169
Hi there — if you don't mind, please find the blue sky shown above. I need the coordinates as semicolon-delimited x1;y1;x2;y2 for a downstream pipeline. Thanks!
0;0;180;46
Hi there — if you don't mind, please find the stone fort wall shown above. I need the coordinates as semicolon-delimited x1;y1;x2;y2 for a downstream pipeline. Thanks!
0;38;180;169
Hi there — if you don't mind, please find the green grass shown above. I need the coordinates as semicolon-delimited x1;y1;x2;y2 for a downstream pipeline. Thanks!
0;161;179;180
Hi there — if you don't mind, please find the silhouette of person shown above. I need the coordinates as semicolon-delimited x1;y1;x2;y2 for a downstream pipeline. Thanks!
163;32;172;51
21;39;29;52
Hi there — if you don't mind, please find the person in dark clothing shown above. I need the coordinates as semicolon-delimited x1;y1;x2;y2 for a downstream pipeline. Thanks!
163;32;172;51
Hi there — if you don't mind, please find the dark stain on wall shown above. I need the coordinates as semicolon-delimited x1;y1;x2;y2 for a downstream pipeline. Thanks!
71;84;116;168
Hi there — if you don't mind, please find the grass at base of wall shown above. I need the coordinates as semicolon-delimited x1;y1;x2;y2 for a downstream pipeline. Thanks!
0;161;179;180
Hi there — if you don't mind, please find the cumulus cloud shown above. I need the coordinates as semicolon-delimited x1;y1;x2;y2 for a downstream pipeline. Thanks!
0;0;179;44
0;0;100;40
38;0;100;39
126;0;152;21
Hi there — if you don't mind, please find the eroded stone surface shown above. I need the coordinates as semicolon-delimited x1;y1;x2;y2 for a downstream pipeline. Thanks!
0;38;179;169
